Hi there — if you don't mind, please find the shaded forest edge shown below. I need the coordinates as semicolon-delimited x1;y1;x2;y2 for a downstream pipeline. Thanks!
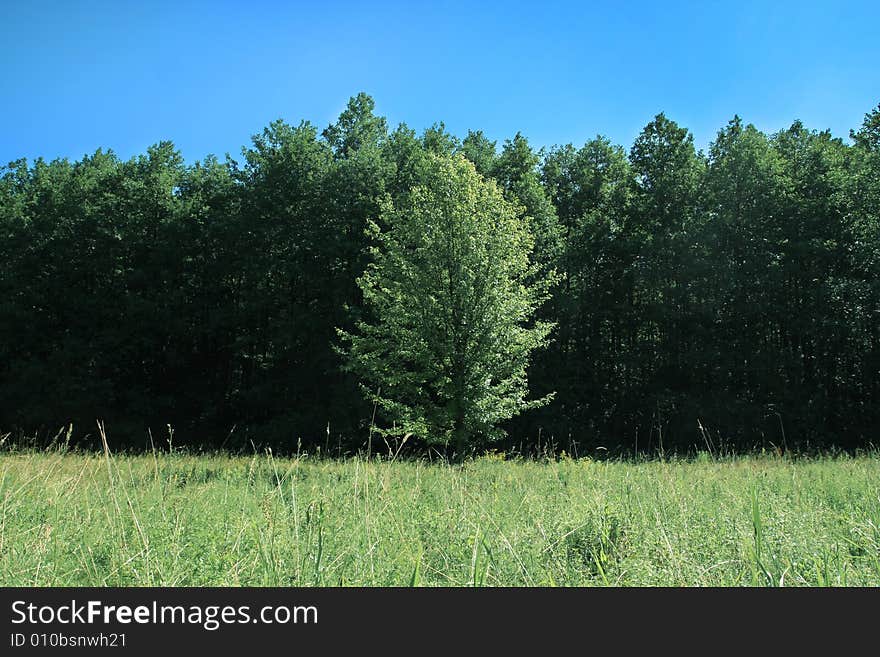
1;94;879;457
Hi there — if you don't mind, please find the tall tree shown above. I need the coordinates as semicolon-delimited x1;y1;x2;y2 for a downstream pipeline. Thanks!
771;121;852;443
847;105;880;439
489;134;564;441
701;117;787;441
235;120;339;438
540;137;635;444
628;114;705;448
340;154;557;455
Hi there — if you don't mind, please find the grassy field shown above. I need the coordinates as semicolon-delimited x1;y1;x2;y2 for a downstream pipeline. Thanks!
1;447;878;586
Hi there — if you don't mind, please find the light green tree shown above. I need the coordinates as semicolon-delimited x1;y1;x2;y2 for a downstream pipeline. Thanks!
340;153;557;455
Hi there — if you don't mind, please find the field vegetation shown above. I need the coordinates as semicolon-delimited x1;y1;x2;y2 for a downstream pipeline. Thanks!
2;445;878;586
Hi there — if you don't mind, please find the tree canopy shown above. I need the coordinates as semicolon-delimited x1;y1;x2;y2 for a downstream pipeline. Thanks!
1;94;878;455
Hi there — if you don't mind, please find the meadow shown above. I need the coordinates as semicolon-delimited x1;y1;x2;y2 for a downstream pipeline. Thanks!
1;446;878;586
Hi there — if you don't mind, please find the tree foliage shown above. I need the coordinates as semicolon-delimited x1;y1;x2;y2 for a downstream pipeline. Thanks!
340;154;556;453
1;94;878;454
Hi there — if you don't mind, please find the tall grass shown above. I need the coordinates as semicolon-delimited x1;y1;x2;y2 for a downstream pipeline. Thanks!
0;443;877;586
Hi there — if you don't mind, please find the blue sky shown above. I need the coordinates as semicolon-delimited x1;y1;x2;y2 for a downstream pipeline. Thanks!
2;0;878;164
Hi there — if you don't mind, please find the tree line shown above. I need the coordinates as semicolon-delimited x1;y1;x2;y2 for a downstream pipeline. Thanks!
1;94;878;455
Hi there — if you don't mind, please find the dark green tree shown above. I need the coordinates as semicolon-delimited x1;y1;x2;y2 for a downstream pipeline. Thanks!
459;130;498;177
627;114;705;448
540;137;635;444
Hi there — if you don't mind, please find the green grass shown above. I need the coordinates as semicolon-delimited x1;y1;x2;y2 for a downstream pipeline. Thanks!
1;446;878;586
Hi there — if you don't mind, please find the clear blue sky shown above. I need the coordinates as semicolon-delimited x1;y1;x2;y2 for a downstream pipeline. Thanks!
2;0;878;165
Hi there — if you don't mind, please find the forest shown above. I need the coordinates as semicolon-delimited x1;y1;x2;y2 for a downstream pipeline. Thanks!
1;94;879;456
